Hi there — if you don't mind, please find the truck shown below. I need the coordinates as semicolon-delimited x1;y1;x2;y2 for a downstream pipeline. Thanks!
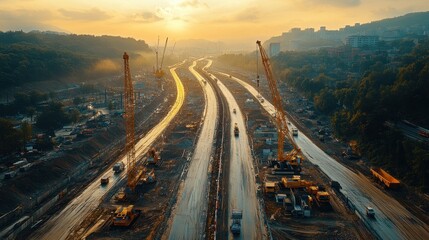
263;181;278;195
370;168;400;188
230;209;242;235
366;206;375;218
113;161;125;173
234;123;239;137
292;128;298;136
100;176;109;185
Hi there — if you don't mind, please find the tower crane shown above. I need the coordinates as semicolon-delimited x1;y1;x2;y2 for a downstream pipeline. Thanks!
256;40;302;173
154;37;168;78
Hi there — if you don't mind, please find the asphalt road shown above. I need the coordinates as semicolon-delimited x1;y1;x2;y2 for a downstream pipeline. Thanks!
215;71;429;240
205;60;266;239
29;64;186;240
167;60;218;240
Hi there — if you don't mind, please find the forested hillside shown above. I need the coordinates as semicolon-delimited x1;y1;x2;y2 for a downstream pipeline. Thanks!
0;31;151;87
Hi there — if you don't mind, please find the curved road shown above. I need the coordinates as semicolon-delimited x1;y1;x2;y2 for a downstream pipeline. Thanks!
167;60;218;240
213;71;429;240
204;60;266;239
30;64;186;240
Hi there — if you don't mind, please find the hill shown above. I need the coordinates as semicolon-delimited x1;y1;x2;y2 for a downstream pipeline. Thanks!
0;31;151;88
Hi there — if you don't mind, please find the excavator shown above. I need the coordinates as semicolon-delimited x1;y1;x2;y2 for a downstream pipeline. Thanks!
154;37;168;78
256;40;303;173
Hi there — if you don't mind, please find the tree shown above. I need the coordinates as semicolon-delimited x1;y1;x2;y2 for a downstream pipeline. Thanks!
21;121;32;142
26;107;36;122
36;102;70;131
68;109;81;124
0;118;21;155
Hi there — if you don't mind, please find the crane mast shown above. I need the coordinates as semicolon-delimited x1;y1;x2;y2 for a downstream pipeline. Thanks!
256;41;302;171
123;52;140;190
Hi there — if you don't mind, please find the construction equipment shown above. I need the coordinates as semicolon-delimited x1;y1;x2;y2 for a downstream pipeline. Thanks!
112;205;139;227
281;175;312;189
123;52;143;191
263;181;278;194
154;37;168;78
256;40;303;173
370;168;400;188
230;209;243;235
315;191;330;207
115;189;127;202
147;148;161;165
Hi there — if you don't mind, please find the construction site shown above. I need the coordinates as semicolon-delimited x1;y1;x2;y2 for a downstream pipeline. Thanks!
1;36;429;240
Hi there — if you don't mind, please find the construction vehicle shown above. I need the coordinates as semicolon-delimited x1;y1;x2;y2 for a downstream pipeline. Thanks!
315;191;330;207
230;209;243;235
112;205;139;227
234;123;239;137
147;148;161;165
113;161;125;174
115;190;127;202
256;40;303;174
141;169;156;184
281;176;312;189
154;37;168;78
263;181;278;195
370;168;400;188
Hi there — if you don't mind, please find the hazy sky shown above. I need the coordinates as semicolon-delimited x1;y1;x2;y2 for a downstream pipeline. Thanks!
1;0;428;48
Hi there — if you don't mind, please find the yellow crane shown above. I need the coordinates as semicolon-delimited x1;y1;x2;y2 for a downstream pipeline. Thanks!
154;37;168;78
256;40;303;173
123;52;143;190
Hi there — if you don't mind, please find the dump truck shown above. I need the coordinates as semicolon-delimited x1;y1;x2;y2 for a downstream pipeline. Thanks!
370;168;400;188
113;161;125;173
230;209;242;235
112;205;139;227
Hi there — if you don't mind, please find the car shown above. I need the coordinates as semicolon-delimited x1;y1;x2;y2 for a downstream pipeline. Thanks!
233;108;236;114
100;176;109;185
366;206;375;218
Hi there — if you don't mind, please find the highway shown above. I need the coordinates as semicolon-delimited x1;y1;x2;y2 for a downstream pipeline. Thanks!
205;60;266;239
167;60;218;240
214;71;429;240
29;64;186;240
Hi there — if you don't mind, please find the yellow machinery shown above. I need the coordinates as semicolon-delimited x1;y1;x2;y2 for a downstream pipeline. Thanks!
154;37;168;78
112;205;138;227
256;40;303;173
281;176;312;189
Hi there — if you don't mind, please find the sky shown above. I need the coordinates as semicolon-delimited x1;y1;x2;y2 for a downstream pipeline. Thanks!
1;0;429;49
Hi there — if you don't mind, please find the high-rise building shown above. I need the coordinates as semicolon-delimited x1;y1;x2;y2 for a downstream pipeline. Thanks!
346;35;379;48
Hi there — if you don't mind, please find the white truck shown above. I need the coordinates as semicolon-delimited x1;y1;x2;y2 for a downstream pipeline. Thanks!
230;209;243;235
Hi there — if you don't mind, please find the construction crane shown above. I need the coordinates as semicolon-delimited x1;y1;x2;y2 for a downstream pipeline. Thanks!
154;37;168;78
123;52;143;190
256;40;302;173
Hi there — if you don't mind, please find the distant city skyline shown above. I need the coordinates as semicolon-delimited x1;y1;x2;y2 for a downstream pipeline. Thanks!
0;0;429;50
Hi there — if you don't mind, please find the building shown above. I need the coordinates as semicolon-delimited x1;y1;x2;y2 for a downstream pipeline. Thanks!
346;35;379;48
269;42;281;57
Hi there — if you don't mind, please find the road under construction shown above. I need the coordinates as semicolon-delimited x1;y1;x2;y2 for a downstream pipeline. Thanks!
6;43;429;240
